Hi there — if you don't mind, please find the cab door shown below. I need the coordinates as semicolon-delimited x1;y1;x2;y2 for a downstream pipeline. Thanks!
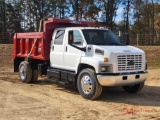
63;30;84;72
50;29;65;69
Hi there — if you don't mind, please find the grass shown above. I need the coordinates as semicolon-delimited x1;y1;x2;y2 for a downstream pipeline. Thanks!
0;44;160;69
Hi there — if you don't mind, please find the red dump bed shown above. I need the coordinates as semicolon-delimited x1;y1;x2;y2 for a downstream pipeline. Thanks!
12;18;95;61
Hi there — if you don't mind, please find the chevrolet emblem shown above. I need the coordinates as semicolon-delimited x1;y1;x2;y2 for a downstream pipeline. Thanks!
128;60;134;66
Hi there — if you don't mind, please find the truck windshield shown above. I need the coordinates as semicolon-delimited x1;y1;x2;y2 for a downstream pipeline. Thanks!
82;29;123;45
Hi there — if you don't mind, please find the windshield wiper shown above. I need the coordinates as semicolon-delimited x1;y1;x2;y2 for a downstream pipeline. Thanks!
93;43;104;45
109;43;123;45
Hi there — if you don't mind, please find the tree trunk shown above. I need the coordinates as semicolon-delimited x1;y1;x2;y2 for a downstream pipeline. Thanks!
151;0;154;45
126;0;130;33
76;0;79;20
3;0;6;32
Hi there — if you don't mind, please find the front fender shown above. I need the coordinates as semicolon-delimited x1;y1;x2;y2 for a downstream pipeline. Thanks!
80;56;111;73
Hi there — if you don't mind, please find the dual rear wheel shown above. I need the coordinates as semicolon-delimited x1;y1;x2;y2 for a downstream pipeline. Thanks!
19;61;38;83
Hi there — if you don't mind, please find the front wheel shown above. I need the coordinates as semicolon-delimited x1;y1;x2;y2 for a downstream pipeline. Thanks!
77;68;102;100
122;83;144;93
19;61;32;83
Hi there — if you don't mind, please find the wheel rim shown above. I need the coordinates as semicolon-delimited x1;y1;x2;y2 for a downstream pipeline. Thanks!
81;75;93;94
19;65;26;80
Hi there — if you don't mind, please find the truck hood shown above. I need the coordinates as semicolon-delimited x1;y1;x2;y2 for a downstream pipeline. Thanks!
94;45;144;54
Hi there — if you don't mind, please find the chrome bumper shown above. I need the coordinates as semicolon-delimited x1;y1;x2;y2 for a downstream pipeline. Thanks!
97;72;148;86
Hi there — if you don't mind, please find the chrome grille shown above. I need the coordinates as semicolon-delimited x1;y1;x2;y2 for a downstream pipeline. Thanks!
117;55;142;71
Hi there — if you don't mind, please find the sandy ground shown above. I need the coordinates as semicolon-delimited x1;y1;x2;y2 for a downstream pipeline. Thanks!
0;68;159;120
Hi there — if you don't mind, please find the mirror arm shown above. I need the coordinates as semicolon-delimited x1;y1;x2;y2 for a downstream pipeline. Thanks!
70;44;86;52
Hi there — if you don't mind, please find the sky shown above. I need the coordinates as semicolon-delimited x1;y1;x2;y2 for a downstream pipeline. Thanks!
115;0;160;23
98;4;124;24
115;6;124;23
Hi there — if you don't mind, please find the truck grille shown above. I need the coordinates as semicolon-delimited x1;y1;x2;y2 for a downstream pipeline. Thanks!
117;55;142;71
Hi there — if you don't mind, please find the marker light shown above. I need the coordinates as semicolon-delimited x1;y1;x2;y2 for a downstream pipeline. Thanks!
104;58;109;62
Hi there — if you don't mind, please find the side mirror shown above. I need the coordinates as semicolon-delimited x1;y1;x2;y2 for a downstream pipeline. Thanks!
68;31;74;45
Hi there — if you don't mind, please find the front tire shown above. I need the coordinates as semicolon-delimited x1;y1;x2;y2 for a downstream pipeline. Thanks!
19;61;32;83
77;68;102;100
122;83;144;93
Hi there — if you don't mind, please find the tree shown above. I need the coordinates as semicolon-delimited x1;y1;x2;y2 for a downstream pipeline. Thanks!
132;0;144;33
81;0;100;21
0;0;6;32
122;0;133;33
131;0;158;35
154;3;160;35
67;0;100;21
48;0;69;19
99;0;122;30
117;20;126;34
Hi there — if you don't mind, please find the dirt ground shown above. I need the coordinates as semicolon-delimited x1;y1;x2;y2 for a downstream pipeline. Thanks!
0;68;159;120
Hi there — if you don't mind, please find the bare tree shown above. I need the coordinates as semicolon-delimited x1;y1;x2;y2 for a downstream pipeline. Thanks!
0;0;6;32
99;0;122;30
122;0;131;33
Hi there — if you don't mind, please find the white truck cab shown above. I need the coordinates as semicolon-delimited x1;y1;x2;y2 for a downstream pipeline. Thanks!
48;27;148;99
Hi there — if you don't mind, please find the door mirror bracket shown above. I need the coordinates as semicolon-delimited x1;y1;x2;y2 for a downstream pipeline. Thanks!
70;44;86;52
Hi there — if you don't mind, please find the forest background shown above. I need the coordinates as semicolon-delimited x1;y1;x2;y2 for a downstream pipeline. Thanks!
0;0;160;45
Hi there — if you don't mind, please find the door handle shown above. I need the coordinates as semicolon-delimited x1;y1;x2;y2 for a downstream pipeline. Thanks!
52;46;54;51
66;46;67;52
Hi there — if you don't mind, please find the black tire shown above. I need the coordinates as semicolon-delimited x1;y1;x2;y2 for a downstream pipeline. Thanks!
77;68;102;100
19;61;32;83
122;83;144;93
31;70;38;83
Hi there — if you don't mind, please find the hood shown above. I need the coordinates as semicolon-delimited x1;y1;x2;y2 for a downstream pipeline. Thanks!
94;45;144;54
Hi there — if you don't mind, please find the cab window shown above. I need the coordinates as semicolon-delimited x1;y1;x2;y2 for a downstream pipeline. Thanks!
54;30;65;45
72;30;83;45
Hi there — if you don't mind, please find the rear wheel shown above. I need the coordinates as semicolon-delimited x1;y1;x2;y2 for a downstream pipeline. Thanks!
77;68;102;100
19;61;32;83
122;83;144;93
31;70;38;83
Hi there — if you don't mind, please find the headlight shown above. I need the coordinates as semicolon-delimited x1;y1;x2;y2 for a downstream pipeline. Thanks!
99;65;113;73
101;66;106;72
101;66;109;72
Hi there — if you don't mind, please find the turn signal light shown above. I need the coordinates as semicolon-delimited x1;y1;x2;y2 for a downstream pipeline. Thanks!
104;58;109;62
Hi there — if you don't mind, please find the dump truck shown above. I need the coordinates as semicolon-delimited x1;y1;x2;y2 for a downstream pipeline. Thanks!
12;18;148;100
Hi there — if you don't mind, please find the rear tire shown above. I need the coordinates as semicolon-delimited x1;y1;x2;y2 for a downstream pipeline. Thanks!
19;61;32;83
77;68;102;100
122;83;144;93
31;70;38;83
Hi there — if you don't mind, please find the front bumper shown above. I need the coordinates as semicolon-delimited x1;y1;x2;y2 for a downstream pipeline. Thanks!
97;72;148;86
